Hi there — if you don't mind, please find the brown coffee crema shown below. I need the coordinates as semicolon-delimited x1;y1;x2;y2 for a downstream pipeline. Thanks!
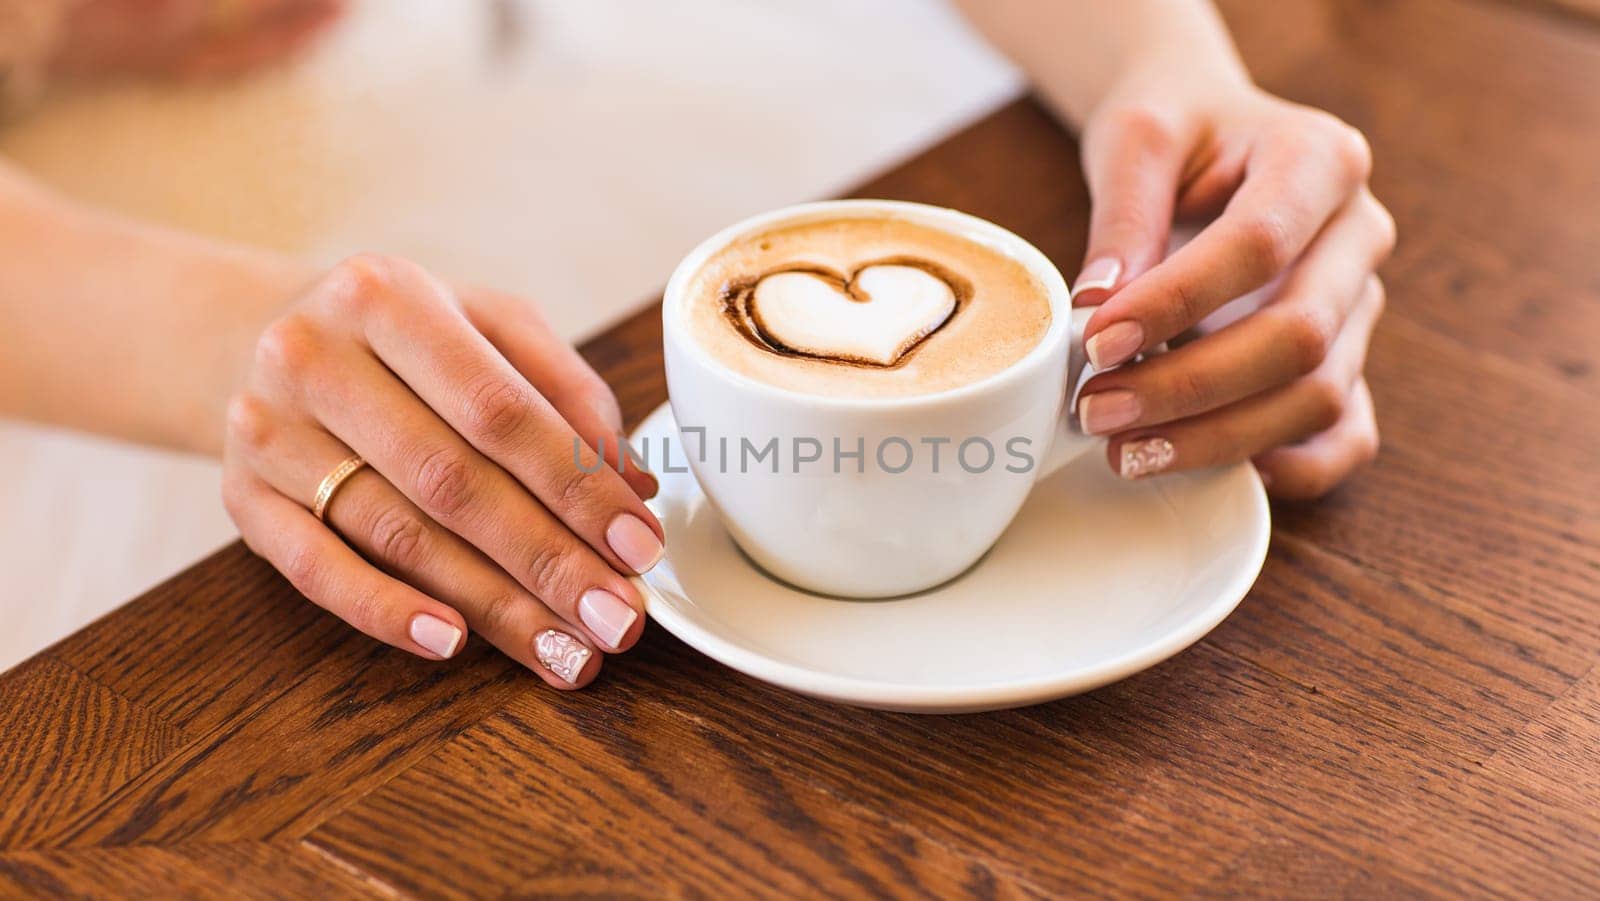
683;216;1052;398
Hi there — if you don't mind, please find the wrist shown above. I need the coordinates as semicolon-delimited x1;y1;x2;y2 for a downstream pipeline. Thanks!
1094;44;1255;117
1077;0;1256;127
186;252;319;457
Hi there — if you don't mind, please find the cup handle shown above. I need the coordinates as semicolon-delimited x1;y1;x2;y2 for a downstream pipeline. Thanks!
1035;306;1099;481
1035;307;1167;481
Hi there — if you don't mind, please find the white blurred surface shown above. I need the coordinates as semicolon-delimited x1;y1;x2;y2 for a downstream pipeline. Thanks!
0;0;1020;671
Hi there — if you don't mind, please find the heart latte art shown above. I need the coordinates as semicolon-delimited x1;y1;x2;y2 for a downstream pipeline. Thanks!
724;259;969;368
683;215;1052;398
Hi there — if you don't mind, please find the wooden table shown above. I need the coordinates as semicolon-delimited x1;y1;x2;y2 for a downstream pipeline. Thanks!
4;1;1598;896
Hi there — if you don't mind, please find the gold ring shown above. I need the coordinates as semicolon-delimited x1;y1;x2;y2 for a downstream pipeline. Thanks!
311;455;367;522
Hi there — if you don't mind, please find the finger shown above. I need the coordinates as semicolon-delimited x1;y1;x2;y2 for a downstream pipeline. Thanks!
1254;378;1380;501
231;415;615;686
250;333;654;648
229;407;640;669
462;288;658;500
312;256;665;575
1172;141;1250;222
1083;113;1373;368
326;482;614;686
329;487;616;685
221;471;468;661
1072;106;1188;305
1105;275;1382;478
1077;191;1393;434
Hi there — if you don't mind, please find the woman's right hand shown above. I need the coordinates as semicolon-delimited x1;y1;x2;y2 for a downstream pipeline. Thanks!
221;254;663;689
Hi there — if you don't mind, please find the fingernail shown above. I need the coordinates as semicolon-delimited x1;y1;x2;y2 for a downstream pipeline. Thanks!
1086;321;1145;371
1120;437;1175;479
535;629;592;684
1078;389;1142;435
1071;257;1122;300
409;613;463;659
579;588;638;650
607;513;664;574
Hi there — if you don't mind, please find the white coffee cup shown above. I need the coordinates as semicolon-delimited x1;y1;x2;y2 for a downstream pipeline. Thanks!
662;199;1099;598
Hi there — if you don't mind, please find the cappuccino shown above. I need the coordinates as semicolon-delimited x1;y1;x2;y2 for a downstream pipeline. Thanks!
683;215;1052;398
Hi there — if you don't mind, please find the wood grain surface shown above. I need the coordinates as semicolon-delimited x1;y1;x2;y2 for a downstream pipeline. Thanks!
4;0;1599;896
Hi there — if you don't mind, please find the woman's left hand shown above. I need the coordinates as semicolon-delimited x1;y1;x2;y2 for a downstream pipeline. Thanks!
1069;76;1395;500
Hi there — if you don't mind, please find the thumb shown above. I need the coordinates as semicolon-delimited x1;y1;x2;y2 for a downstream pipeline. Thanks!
1073;107;1188;306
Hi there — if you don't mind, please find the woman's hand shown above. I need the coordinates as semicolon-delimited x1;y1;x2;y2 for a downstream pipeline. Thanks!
1070;78;1394;500
221;254;662;689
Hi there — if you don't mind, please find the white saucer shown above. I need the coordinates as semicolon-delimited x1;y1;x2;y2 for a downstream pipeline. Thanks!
631;402;1270;713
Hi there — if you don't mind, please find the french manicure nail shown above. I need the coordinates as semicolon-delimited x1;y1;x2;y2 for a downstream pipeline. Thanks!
1121;437;1176;479
409;613;462;659
535;629;592;684
1085;321;1145;371
1078;389;1142;435
1071;257;1122;300
579;588;638;650
607;513;664;574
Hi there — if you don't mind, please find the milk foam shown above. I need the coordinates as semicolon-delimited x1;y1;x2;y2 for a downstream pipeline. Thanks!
739;261;958;366
684;215;1052;398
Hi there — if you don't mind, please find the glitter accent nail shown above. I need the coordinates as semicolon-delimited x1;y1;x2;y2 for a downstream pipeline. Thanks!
535;629;591;684
1120;438;1175;479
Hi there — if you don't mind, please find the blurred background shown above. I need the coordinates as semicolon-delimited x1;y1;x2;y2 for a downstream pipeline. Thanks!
0;0;1022;670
